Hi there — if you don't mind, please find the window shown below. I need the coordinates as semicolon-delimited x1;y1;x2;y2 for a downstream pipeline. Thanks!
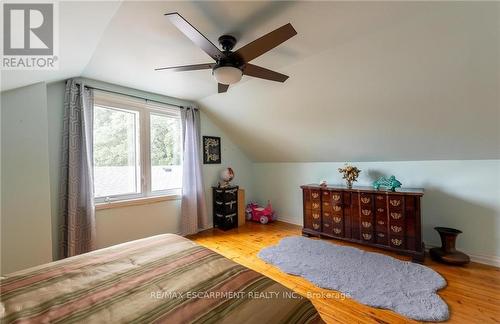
93;91;182;202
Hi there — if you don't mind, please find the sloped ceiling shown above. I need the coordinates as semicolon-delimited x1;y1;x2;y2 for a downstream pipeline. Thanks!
0;1;122;91
2;1;498;162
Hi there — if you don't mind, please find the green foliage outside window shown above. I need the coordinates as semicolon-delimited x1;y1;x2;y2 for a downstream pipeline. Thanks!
93;106;181;167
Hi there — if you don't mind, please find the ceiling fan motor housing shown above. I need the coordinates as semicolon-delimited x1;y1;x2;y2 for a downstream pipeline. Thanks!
218;35;237;51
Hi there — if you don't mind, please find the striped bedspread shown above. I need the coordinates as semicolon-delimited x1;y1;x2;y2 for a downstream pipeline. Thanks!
0;234;323;323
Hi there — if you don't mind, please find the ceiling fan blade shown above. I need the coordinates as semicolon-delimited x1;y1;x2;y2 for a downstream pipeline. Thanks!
165;13;225;61
155;63;214;72
233;23;297;63
243;64;289;82
218;83;229;93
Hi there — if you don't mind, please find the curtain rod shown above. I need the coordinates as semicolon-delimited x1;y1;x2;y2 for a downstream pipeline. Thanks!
73;81;197;109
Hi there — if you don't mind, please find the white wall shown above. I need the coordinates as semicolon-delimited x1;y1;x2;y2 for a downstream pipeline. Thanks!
201;111;254;225
1;83;53;274
46;81;65;259
253;160;500;264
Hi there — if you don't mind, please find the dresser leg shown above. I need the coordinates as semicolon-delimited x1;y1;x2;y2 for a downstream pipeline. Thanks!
411;243;426;263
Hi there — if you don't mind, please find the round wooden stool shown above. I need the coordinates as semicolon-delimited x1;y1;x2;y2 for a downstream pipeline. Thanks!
430;227;470;265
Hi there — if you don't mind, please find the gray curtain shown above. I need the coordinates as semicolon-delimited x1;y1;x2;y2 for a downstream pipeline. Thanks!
59;79;96;258
180;107;208;235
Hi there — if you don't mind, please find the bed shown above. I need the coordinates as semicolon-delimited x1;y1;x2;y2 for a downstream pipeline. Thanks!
0;234;323;323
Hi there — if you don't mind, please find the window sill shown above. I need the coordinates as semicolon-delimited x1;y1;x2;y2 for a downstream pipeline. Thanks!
95;194;181;211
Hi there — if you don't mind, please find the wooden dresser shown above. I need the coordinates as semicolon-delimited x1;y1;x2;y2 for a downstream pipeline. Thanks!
301;185;424;262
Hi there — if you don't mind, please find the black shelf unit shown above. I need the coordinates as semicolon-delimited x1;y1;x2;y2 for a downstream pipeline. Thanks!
212;186;239;230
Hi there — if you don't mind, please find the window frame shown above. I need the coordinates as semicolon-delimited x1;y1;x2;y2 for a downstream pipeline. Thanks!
93;91;182;204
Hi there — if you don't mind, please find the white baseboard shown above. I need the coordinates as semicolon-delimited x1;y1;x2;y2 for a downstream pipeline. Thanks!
425;244;500;268
275;219;500;268
276;217;302;226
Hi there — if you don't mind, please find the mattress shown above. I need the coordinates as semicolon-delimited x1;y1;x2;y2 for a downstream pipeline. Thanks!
0;234;323;323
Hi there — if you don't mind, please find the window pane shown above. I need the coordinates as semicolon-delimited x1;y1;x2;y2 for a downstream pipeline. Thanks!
93;105;140;197
150;113;182;191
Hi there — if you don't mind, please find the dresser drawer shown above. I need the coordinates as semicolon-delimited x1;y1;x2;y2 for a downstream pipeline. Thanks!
388;195;403;211
310;190;321;200
376;232;388;245
332;215;343;225
330;192;342;204
310;200;321;211
322;210;332;222
331;203;343;215
390;236;405;249
311;211;321;221
322;200;332;212
322;219;333;233
389;224;404;235
360;232;374;242
312;220;321;231
360;193;373;206
360;207;373;217
332;225;343;237
360;220;373;230
389;211;404;221
375;194;386;207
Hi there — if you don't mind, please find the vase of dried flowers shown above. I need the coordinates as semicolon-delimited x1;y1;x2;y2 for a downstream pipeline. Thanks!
338;164;361;188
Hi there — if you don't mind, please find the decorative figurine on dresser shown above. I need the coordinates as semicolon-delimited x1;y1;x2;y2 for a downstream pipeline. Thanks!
213;186;239;230
300;184;425;262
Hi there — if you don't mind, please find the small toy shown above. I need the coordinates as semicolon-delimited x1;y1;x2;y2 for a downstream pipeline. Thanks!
373;175;402;191
319;180;327;187
246;201;276;224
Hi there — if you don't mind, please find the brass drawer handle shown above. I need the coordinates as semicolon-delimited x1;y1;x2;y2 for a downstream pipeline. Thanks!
361;197;370;204
312;192;319;199
333;216;341;223
362;209;371;216
390;199;401;207
390;212;402;220
377;208;384;213
377;195;384;200
323;202;330;207
323;191;329;196
323;212;330;217
324;223;330;228
312;213;320;219
377;233;385;238
333;206;342;212
333;228;342;234
377;220;385;225
312;203;320;209
391;225;402;233
391;238;403;246
361;221;372;228
332;194;341;201
313;223;320;230
362;233;372;240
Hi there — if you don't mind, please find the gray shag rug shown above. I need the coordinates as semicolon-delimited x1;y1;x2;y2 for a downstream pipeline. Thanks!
258;236;449;322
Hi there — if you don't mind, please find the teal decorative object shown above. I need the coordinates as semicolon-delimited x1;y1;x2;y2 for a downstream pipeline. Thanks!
373;176;402;191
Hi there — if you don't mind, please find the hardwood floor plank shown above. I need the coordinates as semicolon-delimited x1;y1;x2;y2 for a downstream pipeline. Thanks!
190;221;500;323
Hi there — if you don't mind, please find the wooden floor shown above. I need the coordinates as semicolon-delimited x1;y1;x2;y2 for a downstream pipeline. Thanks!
190;221;500;324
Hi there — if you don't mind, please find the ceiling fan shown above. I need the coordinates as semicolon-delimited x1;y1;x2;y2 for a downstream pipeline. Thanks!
156;13;297;93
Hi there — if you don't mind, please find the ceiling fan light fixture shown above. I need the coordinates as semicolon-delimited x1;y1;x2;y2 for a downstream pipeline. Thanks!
213;66;242;85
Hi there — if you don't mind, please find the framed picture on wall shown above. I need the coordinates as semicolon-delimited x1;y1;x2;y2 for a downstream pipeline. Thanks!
203;136;221;164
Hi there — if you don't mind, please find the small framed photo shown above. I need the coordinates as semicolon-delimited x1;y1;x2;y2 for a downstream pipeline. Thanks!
203;136;221;164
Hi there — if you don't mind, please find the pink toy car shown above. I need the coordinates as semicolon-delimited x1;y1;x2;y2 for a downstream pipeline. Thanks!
246;201;276;224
